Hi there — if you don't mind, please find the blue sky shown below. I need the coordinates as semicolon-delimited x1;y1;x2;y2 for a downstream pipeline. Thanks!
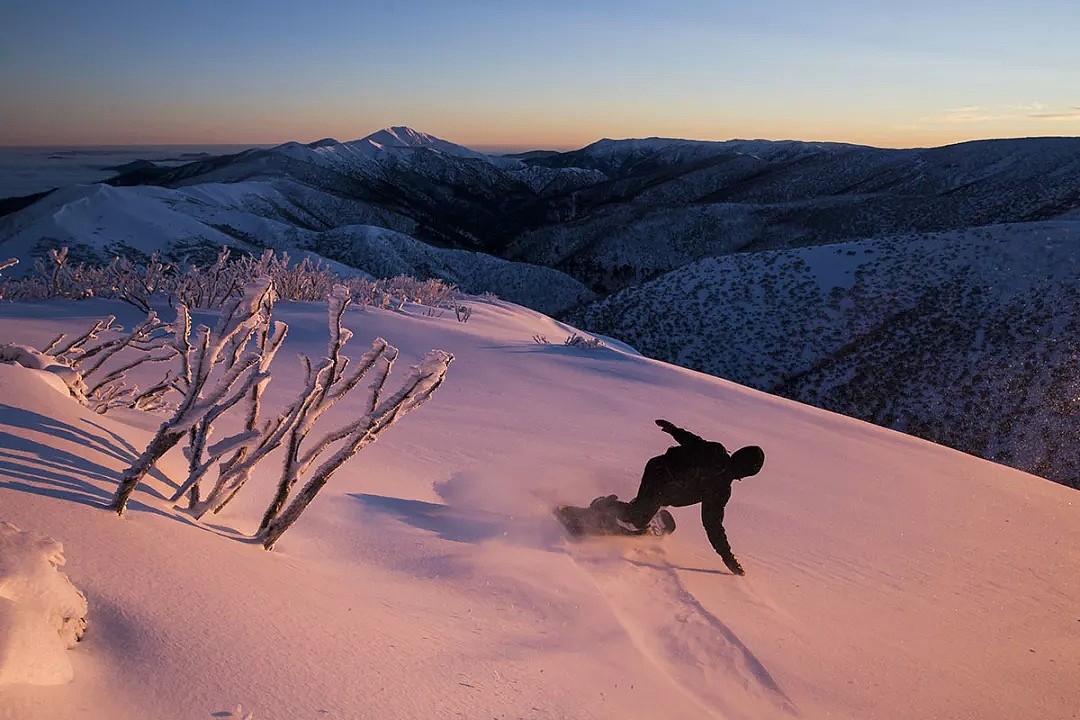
2;0;1078;148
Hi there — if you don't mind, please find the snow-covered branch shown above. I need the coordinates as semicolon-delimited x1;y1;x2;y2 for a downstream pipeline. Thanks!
35;312;180;415
105;253;174;312
44;316;119;360
255;337;396;530
185;359;314;518
110;277;275;516
175;320;288;510
71;314;177;413
260;347;452;550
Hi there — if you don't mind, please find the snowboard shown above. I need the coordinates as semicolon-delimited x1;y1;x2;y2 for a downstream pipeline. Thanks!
554;496;676;538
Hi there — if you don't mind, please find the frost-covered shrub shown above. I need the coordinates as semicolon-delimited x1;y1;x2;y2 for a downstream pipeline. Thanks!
2;252;459;536
259;337;453;549
0;314;179;415
259;254;338;302
111;277;277;516
532;334;604;349
0;246;464;311
35;248;95;301
0;258;16;301
43;313;178;414
174;308;288;510
564;333;604;349
0;521;88;686
179;284;451;540
130;280;452;549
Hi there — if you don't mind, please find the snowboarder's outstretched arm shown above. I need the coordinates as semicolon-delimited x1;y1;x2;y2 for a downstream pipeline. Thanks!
701;497;744;575
655;419;705;447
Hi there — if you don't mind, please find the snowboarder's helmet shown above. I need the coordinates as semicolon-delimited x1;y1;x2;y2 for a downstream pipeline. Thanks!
730;446;765;479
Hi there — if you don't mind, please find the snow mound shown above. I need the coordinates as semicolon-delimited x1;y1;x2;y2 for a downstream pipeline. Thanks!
0;344;87;402
0;521;88;686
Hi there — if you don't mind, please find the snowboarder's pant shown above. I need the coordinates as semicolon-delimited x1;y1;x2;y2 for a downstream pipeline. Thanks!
618;456;670;529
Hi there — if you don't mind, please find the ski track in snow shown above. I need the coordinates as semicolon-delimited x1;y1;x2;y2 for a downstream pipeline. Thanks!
561;539;798;720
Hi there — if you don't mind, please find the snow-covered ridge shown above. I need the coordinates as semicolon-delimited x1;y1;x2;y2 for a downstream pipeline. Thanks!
352;125;493;160
271;125;497;170
0;180;594;314
580;135;857;159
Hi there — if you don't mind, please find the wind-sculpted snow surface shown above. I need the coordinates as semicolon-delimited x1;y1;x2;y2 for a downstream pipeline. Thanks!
571;221;1080;488
0;343;87;403
0;522;87;686
0;298;1077;720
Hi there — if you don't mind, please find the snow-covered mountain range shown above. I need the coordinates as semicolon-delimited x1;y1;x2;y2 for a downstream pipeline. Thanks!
2;126;1079;487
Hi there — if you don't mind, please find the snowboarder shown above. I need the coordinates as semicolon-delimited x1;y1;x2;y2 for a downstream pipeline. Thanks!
603;419;765;575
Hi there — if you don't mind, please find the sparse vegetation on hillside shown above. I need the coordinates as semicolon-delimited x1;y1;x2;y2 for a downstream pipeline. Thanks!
570;223;1080;489
0;246;470;312
0;264;454;544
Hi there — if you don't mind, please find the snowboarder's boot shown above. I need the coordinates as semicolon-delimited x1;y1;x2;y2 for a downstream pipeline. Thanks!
646;509;677;536
589;494;620;510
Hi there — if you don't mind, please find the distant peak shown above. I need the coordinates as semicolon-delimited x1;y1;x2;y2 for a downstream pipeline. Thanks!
350;126;490;161
361;126;438;148
387;125;429;140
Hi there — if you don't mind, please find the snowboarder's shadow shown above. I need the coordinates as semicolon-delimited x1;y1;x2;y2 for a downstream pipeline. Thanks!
624;557;732;576
351;493;561;549
353;493;508;544
350;494;735;576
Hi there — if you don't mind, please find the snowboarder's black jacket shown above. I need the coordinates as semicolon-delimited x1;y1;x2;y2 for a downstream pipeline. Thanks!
619;419;764;575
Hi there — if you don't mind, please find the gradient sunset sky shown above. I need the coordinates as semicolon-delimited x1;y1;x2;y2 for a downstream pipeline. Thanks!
2;0;1078;150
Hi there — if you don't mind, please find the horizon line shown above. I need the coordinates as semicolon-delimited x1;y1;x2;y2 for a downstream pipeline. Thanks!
2;132;1079;155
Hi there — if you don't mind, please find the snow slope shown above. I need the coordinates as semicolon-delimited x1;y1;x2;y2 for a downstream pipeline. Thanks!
0;298;1076;720
570;221;1080;488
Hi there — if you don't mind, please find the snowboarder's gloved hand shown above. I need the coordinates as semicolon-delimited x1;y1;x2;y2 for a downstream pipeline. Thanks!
721;554;745;576
655;419;677;433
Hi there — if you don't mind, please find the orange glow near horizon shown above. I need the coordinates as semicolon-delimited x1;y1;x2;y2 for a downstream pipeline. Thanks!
4;2;1079;153
5;116;1078;152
